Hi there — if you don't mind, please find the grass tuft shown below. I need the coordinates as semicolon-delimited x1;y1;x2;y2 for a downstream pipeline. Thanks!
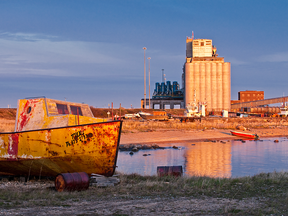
0;172;288;214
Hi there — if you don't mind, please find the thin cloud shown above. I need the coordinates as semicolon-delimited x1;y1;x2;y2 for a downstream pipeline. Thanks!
257;52;288;63
0;32;135;77
0;32;58;41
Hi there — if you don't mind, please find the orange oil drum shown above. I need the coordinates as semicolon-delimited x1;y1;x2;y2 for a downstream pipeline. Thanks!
55;172;89;192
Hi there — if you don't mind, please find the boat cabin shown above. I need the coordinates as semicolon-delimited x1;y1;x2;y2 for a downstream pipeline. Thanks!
15;97;104;132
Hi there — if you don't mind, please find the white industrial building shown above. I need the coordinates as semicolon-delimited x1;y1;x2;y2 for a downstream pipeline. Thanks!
183;37;231;112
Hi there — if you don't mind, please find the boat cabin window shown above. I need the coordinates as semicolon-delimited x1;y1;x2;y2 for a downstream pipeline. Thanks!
70;106;83;116
56;104;69;114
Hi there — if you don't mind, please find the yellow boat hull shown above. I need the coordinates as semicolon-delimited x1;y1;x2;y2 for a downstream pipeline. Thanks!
0;121;122;177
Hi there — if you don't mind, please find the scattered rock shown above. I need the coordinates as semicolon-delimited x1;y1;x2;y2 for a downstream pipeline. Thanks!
143;154;148;156
191;144;196;145
172;146;178;149
274;140;279;143
241;140;246;143
20;177;26;182
142;144;152;150
129;152;134;155
120;144;166;151
236;125;246;131
152;144;159;149
90;174;120;188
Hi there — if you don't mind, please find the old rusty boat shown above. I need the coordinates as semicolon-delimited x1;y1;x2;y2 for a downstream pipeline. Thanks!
230;130;258;139
0;97;122;177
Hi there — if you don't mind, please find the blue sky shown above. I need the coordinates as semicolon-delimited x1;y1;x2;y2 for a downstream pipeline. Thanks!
0;0;287;108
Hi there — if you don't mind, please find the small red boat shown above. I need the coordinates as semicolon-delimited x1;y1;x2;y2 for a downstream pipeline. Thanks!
230;130;259;139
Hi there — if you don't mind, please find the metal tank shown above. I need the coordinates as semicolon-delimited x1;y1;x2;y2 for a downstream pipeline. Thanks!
154;82;160;95
166;81;172;95
173;81;179;92
161;82;166;95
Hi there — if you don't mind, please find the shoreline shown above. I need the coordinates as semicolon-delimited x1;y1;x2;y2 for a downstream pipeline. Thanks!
120;128;288;145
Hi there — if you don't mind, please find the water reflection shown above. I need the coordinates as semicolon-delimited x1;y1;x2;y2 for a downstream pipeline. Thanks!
116;137;288;178
185;142;232;178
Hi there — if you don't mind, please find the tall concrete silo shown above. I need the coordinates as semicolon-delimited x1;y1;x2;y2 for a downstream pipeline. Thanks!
205;63;211;109
222;62;231;110
216;62;223;110
211;62;217;110
184;37;231;112
200;62;206;103
184;63;194;106
194;63;200;103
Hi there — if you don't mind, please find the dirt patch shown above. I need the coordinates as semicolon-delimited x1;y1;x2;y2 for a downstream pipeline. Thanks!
0;196;263;215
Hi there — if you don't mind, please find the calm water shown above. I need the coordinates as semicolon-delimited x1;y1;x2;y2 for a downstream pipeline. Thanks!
116;137;288;178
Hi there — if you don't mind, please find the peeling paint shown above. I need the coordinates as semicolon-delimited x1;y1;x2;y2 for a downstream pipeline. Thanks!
18;154;41;159
0;97;122;177
0;137;4;149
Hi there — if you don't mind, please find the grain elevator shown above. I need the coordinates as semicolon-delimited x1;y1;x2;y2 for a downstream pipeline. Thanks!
184;36;231;112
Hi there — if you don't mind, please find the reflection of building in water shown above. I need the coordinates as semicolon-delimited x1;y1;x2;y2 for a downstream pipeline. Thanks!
184;142;232;178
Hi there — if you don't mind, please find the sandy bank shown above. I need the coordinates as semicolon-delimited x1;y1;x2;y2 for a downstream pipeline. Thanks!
120;127;288;145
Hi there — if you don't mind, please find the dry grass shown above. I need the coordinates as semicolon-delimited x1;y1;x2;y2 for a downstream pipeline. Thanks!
0;172;287;214
122;117;288;133
0;118;15;132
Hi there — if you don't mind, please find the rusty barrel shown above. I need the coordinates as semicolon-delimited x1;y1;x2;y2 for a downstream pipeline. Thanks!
55;172;89;192
157;166;183;177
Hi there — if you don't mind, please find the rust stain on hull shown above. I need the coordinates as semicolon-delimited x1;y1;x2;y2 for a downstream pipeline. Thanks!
0;121;122;177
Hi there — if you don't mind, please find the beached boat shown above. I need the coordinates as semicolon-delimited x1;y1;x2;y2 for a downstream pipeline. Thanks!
0;97;122;177
230;130;258;139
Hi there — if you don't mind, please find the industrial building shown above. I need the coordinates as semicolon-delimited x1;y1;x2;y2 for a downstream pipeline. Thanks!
238;90;264;102
142;35;231;111
184;37;231;112
142;35;283;113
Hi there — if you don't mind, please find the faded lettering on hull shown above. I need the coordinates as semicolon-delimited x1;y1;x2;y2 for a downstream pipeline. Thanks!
0;121;122;177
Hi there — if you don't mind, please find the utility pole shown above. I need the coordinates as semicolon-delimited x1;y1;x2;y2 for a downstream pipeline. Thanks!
148;57;151;109
143;47;147;109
